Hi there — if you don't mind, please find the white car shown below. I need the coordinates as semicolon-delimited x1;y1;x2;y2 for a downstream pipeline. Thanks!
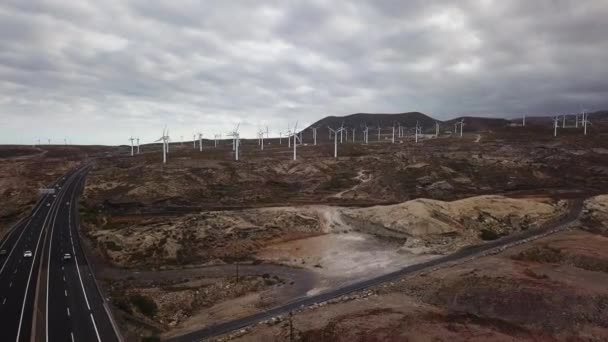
23;250;33;258
46;203;51;207
62;253;72;261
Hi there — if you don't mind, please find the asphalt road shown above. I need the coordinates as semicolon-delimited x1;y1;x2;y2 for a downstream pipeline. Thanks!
168;199;583;342
0;166;120;342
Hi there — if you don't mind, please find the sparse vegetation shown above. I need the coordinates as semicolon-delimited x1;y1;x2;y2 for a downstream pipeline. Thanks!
130;294;158;318
479;229;500;241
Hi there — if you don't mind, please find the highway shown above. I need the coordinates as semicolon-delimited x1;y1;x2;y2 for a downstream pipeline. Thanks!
168;199;584;342
0;166;120;342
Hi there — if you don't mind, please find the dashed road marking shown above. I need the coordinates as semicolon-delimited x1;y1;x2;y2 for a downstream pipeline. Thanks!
2;298;5;305
9;282;12;288
70;332;74;342
67;307;70;317
64;290;68;297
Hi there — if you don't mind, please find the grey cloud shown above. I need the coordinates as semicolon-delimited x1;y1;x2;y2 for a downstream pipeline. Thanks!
1;0;607;144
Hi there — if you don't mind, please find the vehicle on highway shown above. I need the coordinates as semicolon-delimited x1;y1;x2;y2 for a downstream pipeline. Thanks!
62;253;72;261
46;203;51;207
23;250;33;258
0;249;7;256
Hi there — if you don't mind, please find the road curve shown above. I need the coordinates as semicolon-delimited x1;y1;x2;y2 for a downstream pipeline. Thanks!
168;199;583;342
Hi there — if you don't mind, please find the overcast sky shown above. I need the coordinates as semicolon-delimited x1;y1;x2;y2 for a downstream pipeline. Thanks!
1;0;607;145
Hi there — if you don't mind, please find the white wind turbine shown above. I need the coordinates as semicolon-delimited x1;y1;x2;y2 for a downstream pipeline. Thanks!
562;115;566;128
522;115;526;127
553;116;559;137
227;123;241;161
193;134;197;149
377;124;382;141
582;110;591;135
198;133;203;151
339;122;345;143
292;122;301;160
286;124;293;148
129;137;135;156
351;127;356;142
214;133;221;148
155;127;169;164
328;126;346;158
415;121;422;143
435;121;440;137
455;119;464;137
137;138;140;154
363;125;369;144
312;127;318;145
391;123;396;144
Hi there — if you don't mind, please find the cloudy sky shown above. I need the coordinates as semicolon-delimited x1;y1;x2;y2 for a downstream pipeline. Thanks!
1;0;607;145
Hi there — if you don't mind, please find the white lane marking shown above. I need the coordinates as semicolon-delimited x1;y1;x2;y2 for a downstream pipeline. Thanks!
14;269;17;274
16;169;82;342
90;313;102;342
2;298;6;305
63;276;66;282
0;193;48;273
64;290;68;297
67;307;70;317
9;282;12;288
0;195;47;276
69;207;92;311
61;266;64;271
46;178;66;342
70;332;75;342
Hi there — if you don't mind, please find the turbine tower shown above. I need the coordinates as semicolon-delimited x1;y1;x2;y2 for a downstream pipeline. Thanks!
227;123;241;161
435;121;440;137
312;127;318;146
198;133;203;151
329;126;346;158
129;137;135;156
155;127;169;164
292;122;300;161
137;138;140;154
553;116;559;137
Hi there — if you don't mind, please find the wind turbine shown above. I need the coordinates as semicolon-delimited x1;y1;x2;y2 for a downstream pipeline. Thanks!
435;121;440;137
377;124;381;141
328;126;345;158
155;127;169;164
391;123;396;144
312;127;318;145
351;127;356;142
363;125;369;144
340;122;345;143
415;121;422;143
198;133;203;151
214;133;221;148
292;122;300;160
227;123;241;161
129;137;135;156
522;115;526;127
137;138;140;154
48;138;51;145
454;119;464;137
582;110;591;135
553;116;559;137
193;134;197;149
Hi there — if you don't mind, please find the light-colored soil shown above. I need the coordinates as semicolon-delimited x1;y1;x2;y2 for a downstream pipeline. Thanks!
230;228;608;342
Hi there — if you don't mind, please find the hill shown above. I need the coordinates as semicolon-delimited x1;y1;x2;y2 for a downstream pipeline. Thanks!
307;112;436;130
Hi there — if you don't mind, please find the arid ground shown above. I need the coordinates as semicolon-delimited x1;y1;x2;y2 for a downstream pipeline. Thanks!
2;121;608;341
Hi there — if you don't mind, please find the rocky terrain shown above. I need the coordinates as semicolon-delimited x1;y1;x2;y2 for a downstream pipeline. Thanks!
226;198;608;341
0;145;112;237
73;125;608;340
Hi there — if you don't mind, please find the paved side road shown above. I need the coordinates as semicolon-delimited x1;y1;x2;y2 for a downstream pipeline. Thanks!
0;166;120;342
168;199;583;342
